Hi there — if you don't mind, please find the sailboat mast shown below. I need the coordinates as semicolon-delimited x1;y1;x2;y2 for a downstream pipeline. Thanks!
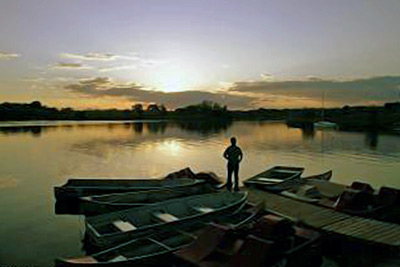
321;90;325;120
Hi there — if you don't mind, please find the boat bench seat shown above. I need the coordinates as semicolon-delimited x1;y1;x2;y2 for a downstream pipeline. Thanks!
109;255;128;262
112;220;137;232
194;206;215;214
275;170;300;174
67;256;98;264
256;177;283;183
153;212;179;222
174;225;229;263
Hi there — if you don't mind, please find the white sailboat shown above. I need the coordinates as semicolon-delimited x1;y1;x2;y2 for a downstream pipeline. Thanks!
314;120;337;129
314;89;338;129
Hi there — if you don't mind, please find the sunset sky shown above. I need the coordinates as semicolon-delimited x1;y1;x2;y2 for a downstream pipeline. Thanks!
1;0;400;109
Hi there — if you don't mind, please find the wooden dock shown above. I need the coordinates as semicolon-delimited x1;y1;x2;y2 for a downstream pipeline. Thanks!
248;188;400;249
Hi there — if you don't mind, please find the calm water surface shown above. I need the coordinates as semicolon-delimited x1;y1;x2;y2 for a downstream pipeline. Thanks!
1;120;400;266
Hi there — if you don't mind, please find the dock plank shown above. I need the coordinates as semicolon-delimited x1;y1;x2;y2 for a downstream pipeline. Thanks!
323;217;400;247
248;189;350;228
247;188;400;249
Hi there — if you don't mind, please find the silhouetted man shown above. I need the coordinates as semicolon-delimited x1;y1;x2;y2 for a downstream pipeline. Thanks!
223;137;243;191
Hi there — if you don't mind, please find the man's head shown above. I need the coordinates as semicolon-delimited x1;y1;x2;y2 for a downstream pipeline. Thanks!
230;137;237;145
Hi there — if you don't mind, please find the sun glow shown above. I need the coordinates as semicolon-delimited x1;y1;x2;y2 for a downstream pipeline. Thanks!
152;66;200;92
159;74;185;92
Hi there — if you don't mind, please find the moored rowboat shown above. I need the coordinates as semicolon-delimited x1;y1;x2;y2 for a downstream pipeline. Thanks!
85;191;248;248
57;230;197;266
278;170;333;203
79;183;216;215
301;170;332;182
56;203;260;267
174;214;322;267
244;166;304;192
54;178;205;200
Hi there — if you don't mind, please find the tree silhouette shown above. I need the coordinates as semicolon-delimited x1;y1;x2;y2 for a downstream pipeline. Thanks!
132;103;144;114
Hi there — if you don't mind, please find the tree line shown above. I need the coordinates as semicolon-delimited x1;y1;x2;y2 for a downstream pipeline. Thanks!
1;100;400;133
0;100;232;121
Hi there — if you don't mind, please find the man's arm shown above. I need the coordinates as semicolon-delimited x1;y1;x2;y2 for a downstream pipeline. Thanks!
223;148;229;159
238;148;243;162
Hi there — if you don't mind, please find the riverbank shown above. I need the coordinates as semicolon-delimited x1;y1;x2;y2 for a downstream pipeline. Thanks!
287;106;400;133
2;101;400;133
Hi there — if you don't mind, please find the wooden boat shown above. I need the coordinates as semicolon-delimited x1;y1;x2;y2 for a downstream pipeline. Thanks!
301;170;332;182
174;214;321;267
280;190;321;203
244;166;304;192
323;182;387;217
283;180;400;223
375;186;400;224
85;191;248;248
54;177;205;200
278;170;333;203
55;203;261;267
57;232;196;266
79;183;216;216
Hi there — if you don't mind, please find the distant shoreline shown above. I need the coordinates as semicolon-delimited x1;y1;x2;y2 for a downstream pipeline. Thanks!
1;101;400;133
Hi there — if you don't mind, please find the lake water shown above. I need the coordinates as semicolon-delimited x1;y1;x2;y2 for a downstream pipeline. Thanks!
1;120;400;266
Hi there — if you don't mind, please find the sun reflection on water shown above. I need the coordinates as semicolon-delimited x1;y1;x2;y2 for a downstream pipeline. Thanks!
157;139;183;156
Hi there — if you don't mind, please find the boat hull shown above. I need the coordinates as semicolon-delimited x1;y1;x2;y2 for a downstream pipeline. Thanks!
314;121;338;129
173;214;321;267
85;191;248;249
56;203;260;267
301;170;332;182
54;178;204;201
244;166;304;192
79;183;217;216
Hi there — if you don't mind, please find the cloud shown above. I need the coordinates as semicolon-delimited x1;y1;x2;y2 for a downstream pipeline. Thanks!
62;75;400;109
138;59;167;68
76;77;114;87
0;51;20;60
53;62;92;70
99;64;138;72
65;77;254;109
60;52;140;61
229;76;400;107
58;52;164;72
260;73;273;81
60;53;119;61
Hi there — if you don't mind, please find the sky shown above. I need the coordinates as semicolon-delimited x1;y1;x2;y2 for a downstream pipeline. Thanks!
1;0;400;110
